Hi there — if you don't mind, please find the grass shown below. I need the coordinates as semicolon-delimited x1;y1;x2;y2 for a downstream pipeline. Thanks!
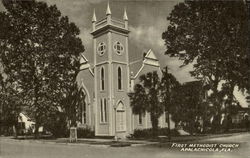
9;130;250;148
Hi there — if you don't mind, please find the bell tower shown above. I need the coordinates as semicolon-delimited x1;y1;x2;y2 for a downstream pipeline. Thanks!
91;3;131;137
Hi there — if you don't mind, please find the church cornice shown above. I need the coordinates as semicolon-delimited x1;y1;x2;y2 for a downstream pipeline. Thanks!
91;24;129;38
95;60;128;67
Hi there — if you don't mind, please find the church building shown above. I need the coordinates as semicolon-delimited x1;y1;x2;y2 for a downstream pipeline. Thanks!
76;3;173;138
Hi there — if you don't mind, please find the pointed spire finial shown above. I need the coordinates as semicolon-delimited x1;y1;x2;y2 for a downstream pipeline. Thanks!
92;9;97;22
123;8;128;21
106;1;111;15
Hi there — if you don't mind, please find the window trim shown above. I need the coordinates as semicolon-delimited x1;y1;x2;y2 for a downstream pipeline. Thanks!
117;66;122;90
113;41;124;55
97;42;106;56
100;67;105;91
100;98;108;123
100;98;104;123
116;101;126;132
104;98;107;123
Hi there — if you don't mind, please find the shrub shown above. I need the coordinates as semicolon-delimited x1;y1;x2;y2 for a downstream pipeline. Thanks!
131;128;179;139
44;112;69;138
77;127;94;138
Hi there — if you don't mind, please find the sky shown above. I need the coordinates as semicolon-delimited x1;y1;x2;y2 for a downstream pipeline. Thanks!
0;0;248;107
41;0;194;84
0;0;191;82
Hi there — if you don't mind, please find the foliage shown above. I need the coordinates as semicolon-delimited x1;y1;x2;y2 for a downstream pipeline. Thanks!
162;0;249;124
63;82;86;127
0;74;23;136
159;66;180;139
129;71;163;133
77;127;95;138
131;128;179;139
0;0;84;137
129;67;180;136
171;81;207;135
43;111;69;138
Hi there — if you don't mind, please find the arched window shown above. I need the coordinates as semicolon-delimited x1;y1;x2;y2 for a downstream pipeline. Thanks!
100;98;107;123
100;67;105;90
82;101;86;124
80;89;87;124
118;67;122;90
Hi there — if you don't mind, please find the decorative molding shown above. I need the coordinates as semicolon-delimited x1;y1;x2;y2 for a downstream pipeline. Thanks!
143;61;160;67
96;61;109;66
91;25;129;37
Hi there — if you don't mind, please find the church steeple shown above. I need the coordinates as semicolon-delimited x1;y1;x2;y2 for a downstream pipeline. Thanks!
91;3;130;138
91;2;129;35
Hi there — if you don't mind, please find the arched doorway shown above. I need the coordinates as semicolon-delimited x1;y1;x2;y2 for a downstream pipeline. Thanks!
116;101;126;132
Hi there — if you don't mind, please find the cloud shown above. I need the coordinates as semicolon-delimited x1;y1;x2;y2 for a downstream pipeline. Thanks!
0;1;5;11
129;13;194;83
40;0;103;61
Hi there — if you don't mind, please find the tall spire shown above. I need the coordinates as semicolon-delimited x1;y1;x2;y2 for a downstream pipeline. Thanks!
106;1;111;15
92;9;97;22
123;8;128;21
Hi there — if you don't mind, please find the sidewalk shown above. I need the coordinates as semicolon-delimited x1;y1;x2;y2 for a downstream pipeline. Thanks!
0;136;153;147
1;132;249;148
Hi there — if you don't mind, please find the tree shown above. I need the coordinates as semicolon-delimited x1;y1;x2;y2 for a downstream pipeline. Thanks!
171;81;206;135
42;82;85;138
159;66;180;140
0;0;84;137
0;74;23;137
162;0;249;126
63;82;86;128
129;71;163;135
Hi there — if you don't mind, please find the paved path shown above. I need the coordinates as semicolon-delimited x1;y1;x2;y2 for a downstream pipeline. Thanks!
0;133;250;158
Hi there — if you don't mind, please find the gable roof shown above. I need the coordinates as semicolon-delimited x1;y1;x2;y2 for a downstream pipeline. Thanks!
80;54;88;64
143;49;160;67
144;49;157;61
130;49;160;79
129;59;143;77
80;54;93;76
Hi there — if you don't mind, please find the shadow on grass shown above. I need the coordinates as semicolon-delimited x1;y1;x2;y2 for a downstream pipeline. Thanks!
13;135;56;140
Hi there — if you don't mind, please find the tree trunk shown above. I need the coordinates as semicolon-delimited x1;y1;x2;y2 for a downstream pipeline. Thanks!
150;113;159;137
210;79;221;132
34;123;40;139
224;84;235;132
13;116;19;138
167;111;171;141
13;125;17;138
190;121;194;136
33;80;40;139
